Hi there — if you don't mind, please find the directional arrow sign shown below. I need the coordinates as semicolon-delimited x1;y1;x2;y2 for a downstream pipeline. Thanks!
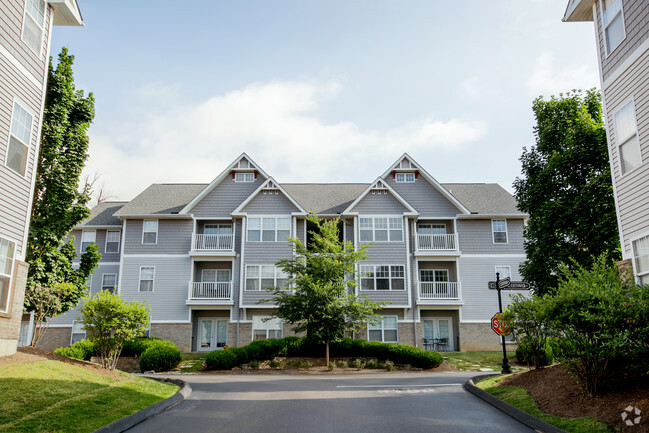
488;280;530;290
498;277;511;289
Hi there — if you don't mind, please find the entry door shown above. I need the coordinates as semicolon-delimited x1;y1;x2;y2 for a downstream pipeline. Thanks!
423;318;453;351
198;319;227;351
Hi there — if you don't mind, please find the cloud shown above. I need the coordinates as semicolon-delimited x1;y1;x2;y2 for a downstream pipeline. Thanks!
526;51;599;97
85;80;488;200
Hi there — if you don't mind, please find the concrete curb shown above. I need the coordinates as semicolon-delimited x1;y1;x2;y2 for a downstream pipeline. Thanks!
93;377;191;433
464;374;567;433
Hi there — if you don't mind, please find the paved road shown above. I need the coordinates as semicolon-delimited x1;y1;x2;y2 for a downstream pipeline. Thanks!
129;372;533;433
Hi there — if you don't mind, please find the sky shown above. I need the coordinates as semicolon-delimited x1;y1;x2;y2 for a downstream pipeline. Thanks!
50;1;600;201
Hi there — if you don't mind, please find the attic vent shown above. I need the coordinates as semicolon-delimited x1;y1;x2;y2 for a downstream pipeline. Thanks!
262;180;280;194
371;180;389;194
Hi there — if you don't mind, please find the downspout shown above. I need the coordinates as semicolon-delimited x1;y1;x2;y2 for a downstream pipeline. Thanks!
237;217;246;347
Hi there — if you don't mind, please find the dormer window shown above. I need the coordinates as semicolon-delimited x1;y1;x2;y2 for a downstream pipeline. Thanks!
395;173;415;183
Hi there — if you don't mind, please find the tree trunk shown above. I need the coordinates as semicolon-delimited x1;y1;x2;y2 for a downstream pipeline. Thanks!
325;341;330;365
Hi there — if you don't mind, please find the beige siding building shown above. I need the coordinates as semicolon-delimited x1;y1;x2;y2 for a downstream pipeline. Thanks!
564;0;649;284
0;0;83;356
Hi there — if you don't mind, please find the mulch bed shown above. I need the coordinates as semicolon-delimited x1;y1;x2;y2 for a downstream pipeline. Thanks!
501;364;649;432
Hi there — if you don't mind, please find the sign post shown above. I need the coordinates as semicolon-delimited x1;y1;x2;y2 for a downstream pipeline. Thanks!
494;272;512;374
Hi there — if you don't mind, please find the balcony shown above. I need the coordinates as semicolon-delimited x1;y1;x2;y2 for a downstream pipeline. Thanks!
415;234;459;255
190;234;235;256
187;282;233;305
418;282;462;303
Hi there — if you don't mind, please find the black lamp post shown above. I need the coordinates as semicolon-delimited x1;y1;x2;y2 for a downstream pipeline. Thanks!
496;272;512;374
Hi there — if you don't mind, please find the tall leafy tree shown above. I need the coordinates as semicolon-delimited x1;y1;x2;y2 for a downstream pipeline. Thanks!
513;90;620;295
263;216;385;364
25;48;100;344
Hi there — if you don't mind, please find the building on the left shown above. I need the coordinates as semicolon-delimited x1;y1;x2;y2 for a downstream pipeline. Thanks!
0;0;83;356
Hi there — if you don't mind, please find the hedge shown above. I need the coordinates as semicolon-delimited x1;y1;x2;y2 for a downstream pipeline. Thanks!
139;340;182;372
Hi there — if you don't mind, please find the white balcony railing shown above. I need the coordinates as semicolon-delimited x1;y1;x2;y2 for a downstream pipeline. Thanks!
192;234;234;251
416;234;458;251
419;282;460;300
188;282;232;300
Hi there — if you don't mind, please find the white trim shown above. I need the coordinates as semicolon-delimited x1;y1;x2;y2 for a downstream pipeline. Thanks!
460;254;526;258
599;0;626;58
630;230;649;283
122;254;189;258
142;219;158;245
358;215;406;243
367;315;399;343
5;98;36;179
602;35;649;90
0;237;16;313
404;216;412;309
150;320;192;324
491;219;508;244
0;44;42;87
359;264;407;291
117;221;127;294
245;215;292;243
342;177;419;216
460;320;491;324
612;97;642;177
105;229;121;254
232;177;307;216
93;262;121;266
101;273;117;292
138;266;155;292
494;265;511;280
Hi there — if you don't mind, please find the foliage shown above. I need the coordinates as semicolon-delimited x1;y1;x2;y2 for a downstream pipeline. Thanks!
504;294;553;369
79;291;150;370
263;215;385;364
24;282;76;346
54;339;98;360
513;90;619;295
25;48;100;344
383;360;396;371
121;337;163;357
205;350;238;370
327;361;335;370
352;358;365;369
139;341;182;372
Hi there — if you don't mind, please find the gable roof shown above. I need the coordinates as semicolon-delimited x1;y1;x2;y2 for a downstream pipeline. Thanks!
342;178;418;215
281;183;370;215
232;178;307;215
381;153;471;215
442;183;526;217
180;153;270;214
77;201;128;228
115;184;207;217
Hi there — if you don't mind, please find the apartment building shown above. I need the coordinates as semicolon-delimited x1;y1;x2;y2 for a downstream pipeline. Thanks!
564;0;649;283
0;0;83;356
40;153;528;353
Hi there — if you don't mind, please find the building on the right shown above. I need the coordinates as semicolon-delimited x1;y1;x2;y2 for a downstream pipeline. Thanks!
564;0;649;284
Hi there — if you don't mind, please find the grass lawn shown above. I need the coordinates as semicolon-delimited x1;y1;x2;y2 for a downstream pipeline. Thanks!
442;351;525;372
475;375;610;433
176;352;207;373
0;360;178;433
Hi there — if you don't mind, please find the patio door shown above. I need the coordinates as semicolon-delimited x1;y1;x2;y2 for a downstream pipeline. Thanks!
423;318;453;351
198;318;227;351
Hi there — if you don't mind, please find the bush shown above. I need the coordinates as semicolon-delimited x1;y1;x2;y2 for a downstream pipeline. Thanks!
122;337;163;357
515;336;553;368
383;360;396;371
337;360;348;368
327;361;335;371
54;339;99;361
205;350;238;370
139;341;182;372
352;358;365;369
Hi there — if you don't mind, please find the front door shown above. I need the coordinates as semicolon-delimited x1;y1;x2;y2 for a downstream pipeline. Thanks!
423;318;453;351
198;319;228;351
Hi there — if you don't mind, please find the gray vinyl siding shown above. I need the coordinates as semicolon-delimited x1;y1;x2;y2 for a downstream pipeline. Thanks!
192;176;266;218
124;219;193;254
70;229;122;261
603;44;649;257
120;256;191;322
296;218;305;244
350;192;408;214
597;0;649;82
385;177;461;217
457;219;525;254
458;256;527;322
241;192;300;214
241;242;293;306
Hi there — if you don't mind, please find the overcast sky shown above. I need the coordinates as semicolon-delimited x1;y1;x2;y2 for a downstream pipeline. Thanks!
50;1;599;201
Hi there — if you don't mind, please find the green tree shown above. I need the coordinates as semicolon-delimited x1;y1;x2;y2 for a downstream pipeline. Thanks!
79;291;150;370
513;90;620;295
504;294;553;369
24;48;100;345
263;216;386;364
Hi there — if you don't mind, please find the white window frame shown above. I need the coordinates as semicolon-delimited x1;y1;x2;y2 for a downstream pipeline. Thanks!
204;223;232;234
632;233;649;285
252;315;283;340
101;273;117;293
70;320;86;345
495;266;511;280
80;230;96;252
139;266;155;292
234;172;255;182
247;216;291;242
614;99;642;175
395;172;415;183
359;216;403;242
245;265;288;291
360;265;406;291
420;269;449;282
600;0;626;56
368;316;398;343
22;0;46;56
492;220;508;244
418;223;446;235
202;268;231;283
5;101;34;177
142;220;158;244
105;230;121;253
0;238;16;314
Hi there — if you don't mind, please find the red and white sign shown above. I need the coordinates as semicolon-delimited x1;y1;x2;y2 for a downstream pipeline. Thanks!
491;313;510;336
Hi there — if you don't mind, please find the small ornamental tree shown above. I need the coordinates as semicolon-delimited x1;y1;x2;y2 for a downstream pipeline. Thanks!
503;294;553;369
263;216;386;364
24;282;76;346
79;291;150;370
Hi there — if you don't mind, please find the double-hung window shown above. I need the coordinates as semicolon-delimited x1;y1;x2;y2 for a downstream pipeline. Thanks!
81;231;96;252
245;265;288;290
492;220;508;244
368;316;398;343
142;220;158;244
601;0;625;55
139;267;154;292
360;265;405;290
70;321;86;345
105;230;121;253
0;238;16;314
395;173;415;183
614;100;642;175
252;315;282;340
22;0;45;55
6;102;33;176
359;217;403;242
247;217;290;242
101;274;117;293
633;235;649;285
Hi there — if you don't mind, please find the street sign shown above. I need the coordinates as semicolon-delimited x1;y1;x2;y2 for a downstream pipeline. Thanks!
491;313;510;336
498;277;511;288
488;280;530;290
